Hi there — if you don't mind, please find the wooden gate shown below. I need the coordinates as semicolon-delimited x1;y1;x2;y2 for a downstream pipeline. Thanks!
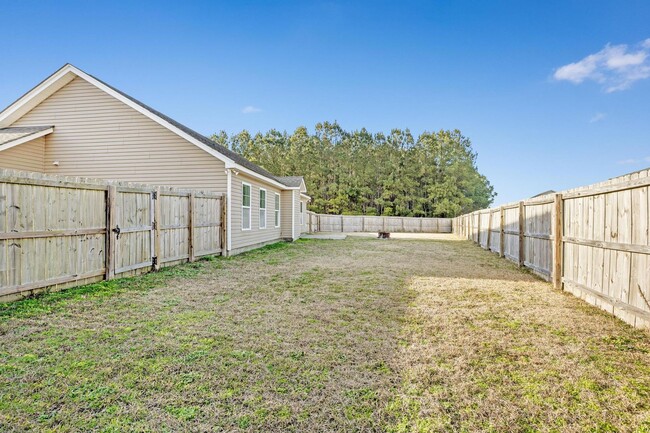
109;187;155;276
106;186;225;279
0;169;226;301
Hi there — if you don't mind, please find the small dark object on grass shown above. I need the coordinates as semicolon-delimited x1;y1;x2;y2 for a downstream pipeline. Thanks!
378;231;390;239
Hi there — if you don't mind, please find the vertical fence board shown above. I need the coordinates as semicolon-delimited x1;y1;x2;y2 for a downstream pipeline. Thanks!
309;214;452;233
553;194;563;289
452;174;650;329
0;170;223;301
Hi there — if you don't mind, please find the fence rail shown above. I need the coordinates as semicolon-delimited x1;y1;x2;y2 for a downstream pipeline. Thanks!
307;212;452;234
453;168;650;330
0;169;224;301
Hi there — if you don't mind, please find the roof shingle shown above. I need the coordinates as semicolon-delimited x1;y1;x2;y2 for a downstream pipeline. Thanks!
276;176;304;188
0;126;53;146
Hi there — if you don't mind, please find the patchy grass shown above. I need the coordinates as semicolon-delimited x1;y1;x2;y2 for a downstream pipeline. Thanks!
0;237;649;432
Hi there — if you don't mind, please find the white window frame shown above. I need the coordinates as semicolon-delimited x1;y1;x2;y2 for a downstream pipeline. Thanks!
300;201;304;225
242;182;252;231
259;188;267;229
274;193;281;228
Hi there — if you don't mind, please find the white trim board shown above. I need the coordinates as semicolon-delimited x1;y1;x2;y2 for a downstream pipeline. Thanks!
0;64;291;190
0;127;53;152
274;192;281;228
291;191;296;240
227;169;232;252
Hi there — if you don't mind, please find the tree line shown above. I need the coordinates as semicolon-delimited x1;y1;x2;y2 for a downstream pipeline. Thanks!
211;122;495;217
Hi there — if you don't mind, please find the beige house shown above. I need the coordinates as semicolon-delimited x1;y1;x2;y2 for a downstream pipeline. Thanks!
0;64;310;255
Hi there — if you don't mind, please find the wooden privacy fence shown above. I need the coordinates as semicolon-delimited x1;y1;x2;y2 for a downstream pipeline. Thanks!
307;212;452;233
0;169;225;301
453;168;650;330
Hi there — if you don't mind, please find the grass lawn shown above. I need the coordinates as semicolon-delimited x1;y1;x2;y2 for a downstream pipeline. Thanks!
1;237;649;432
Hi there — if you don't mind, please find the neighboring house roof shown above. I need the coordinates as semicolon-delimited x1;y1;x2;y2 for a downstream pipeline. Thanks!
531;189;556;198
0;125;54;150
0;64;302;190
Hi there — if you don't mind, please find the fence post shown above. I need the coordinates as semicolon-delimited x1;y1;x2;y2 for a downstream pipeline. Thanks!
420;218;423;233
362;216;365;232
477;211;481;245
469;212;476;242
499;206;505;258
383;216;386;232
553;193;563;290
105;185;117;280
221;194;228;256
469;213;473;241
188;192;195;262
518;201;525;267
486;211;492;250
153;187;161;271
341;214;344;232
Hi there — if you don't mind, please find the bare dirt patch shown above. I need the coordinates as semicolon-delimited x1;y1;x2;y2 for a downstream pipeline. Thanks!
0;238;649;432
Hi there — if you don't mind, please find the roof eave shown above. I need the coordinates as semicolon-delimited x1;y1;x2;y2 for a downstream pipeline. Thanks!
0;126;54;152
0;64;291;190
0;65;76;127
226;164;295;190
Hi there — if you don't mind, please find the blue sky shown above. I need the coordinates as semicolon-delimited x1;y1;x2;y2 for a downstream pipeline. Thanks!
1;1;649;204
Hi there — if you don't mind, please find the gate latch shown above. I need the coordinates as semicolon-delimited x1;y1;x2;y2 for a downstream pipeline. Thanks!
112;225;121;240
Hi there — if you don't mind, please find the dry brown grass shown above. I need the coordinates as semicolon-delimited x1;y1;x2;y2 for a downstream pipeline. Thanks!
0;237;649;432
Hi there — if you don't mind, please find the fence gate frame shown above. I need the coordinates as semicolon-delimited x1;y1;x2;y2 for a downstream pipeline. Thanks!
106;186;156;278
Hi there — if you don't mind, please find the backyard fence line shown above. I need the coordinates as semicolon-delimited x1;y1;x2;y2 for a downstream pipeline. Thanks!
0;169;225;302
307;212;452;234
452;168;650;330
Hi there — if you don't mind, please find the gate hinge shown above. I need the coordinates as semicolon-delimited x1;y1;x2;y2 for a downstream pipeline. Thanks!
152;191;158;200
152;256;158;266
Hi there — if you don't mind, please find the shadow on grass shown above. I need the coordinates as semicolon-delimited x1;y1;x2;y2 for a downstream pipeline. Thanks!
2;235;612;432
0;240;307;322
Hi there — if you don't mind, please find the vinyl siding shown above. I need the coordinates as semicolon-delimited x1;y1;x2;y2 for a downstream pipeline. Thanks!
281;190;294;239
0;137;45;172
10;77;227;191
230;172;284;251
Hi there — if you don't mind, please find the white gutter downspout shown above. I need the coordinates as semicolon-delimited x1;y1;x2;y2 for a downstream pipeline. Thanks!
227;169;232;253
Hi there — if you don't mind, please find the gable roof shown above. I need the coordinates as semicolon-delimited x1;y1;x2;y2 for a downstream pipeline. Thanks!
277;176;308;193
0;125;54;151
531;189;555;198
0;64;300;190
276;176;304;188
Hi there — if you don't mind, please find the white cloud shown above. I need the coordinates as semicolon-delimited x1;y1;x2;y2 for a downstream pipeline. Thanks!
554;53;601;83
553;39;650;92
589;112;606;123
241;105;262;114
